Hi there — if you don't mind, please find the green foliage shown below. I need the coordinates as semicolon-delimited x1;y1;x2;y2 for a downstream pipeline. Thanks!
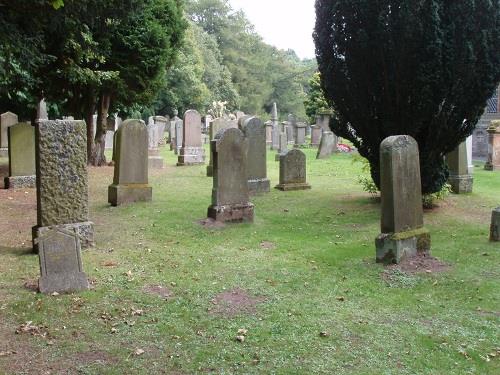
422;183;451;209
304;72;330;123
314;0;500;194
352;154;379;197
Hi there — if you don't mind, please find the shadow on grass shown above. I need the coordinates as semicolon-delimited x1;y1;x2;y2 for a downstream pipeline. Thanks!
0;246;34;257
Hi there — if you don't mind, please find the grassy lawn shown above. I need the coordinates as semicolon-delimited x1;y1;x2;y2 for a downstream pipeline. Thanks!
0;146;498;374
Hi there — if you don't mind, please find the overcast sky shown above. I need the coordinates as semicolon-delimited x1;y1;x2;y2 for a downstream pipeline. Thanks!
229;0;316;60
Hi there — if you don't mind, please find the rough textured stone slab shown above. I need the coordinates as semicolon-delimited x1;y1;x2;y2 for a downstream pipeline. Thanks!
275;149;311;191
108;184;152;206
447;141;473;193
490;207;500;241
4;175;36;189
242;117;270;194
34;222;94;252
376;228;431;264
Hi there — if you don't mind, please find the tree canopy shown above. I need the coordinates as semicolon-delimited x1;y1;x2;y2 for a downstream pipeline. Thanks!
314;0;500;194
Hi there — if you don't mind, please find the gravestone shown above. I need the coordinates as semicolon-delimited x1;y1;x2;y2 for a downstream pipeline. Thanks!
446;141;473;193
484;120;500;171
169;109;181;147
490;207;500;241
310;125;322;148
147;120;164;169
37;99;48;121
32;120;94;251
37;227;89;294
154;116;169;147
275;131;288;161
207;118;232;177
316;131;337;159
177;110;205;166
0;111;18;157
376;135;431;264
287;114;297;144
265;121;273;147
275;149;311;191
241;117;270;194
207;128;254;222
105;130;114;150
466;136;474;174
294;122;307;147
316;110;332;132
174;119;183;155
4;122;36;189
271;102;280;150
108;120;152;206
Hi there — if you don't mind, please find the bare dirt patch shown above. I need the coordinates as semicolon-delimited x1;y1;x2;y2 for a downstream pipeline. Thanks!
209;288;265;317
142;285;173;300
392;254;451;274
197;218;225;229
260;241;276;250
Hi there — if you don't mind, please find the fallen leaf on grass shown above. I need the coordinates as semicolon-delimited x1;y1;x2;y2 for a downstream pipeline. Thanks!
235;335;245;343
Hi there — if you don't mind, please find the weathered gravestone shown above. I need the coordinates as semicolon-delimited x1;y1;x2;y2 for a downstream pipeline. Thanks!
4;122;36;189
265;121;273;148
271;103;280;150
32;120;94;251
108;120;152;206
316;110;332;132
207;118;233;177
0;111;18;157
376;135;431;264
169;109;181;148
177;110;205;166
207;128;254;223
275;149;311;191
154;116;169;147
484;120;500;171
37;227;89;294
275;131;288;161
446;141;473;194
241;117;270;194
287;115;297;144
316;131;337;159
37;99;49;121
294;122;307;147
147;120;164;169
310;125;322;148
174;119;183;155
490;207;500;241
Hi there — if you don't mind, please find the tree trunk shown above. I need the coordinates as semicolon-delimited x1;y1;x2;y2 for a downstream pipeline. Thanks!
89;93;111;166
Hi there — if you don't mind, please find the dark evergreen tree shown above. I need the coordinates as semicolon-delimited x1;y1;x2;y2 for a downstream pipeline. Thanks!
314;0;500;194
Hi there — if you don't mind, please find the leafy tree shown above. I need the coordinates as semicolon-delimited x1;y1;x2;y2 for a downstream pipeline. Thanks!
304;72;330;123
314;0;500;194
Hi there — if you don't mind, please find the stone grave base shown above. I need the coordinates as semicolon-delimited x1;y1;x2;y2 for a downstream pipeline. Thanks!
448;175;473;194
484;162;500;171
376;227;431;264
248;178;271;195
148;156;164;169
275;182;311;191
207;203;254;223
177;147;205;166
39;272;89;294
4;175;36;189
33;222;95;253
490;208;500;241
0;148;7;157
108;184;152;206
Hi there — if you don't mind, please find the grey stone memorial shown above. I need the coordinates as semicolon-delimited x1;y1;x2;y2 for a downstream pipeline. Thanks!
375;135;431;264
207;128;254;223
310;125;322;148
37;227;89;294
241;117;270;194
490;207;500;241
275;149;311;191
275;131;288;161
37;99;49;121
316;131;337;159
108;120;152;206
4;122;36;189
316;111;332;132
177;110;205;166
32;120;94;251
154;116;169;147
294;122;307;147
147;120;164;169
174;119;183;155
0;111;18;157
484;120;500;171
265;121;273;148
446;141;473;194
271;102;280;150
207;118;232;177
169;109;181;148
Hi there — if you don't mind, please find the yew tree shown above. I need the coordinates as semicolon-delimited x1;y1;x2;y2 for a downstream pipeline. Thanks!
314;0;500;194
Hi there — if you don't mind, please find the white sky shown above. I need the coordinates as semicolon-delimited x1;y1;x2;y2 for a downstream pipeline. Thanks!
229;0;316;59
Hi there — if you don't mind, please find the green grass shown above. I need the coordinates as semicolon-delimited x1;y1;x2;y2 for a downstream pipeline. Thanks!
0;146;499;374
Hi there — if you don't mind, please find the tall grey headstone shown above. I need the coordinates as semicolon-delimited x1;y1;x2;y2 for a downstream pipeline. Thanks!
446;141;473;194
0;111;18;156
37;227;89;294
275;131;288;161
5;122;36;189
294;122;307;147
177;110;205;166
316;131;337;159
316;111;332;132
490;207;500;242
207;128;254;223
310;125;322;148
375;135;431;264
241;117;270;194
109;120;152;206
271;103;280;150
207;118;232;177
174;119;183;155
265;121;273;147
32;120;94;251
275;149;311;191
154;116;169;147
37;99;49;121
147;119;164;169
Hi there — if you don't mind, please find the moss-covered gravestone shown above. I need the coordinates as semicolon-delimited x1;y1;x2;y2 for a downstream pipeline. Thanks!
37;227;89;294
108;120;152;206
376;135;431;264
4;122;36;189
207;128;254;222
446;141;473;193
177;110;205;166
32;120;94;251
275;149;311;191
241;117;270;194
490;207;500;242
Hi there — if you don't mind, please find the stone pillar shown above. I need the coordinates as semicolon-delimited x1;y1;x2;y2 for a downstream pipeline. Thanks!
4;122;36;189
0;111;18;157
174;119;183;155
484;120;500;171
287;114;296;144
241;117;271;194
310;125;322;148
490;207;500;241
108;120;152;206
147;119;164;169
169;110;180;147
207;128;254;223
466;136;474;174
37;99;48;121
177;110;205;166
275;131;288;161
32;120;94;251
376;135;431;264
316;111;332;132
447;141;473;193
294;122;307;147
207;118;231;177
275;149;311;191
154;116;169;147
265;121;273;148
271;102;280;150
316;131;337;159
